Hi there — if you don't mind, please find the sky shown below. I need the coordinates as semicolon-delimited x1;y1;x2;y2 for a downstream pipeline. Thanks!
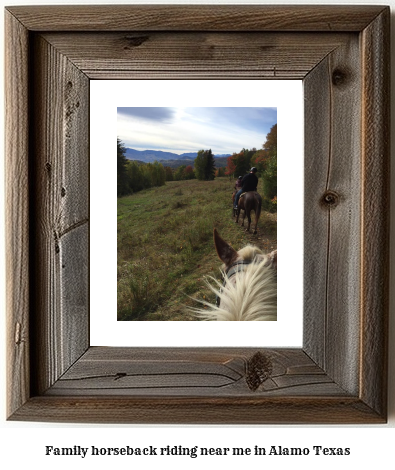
117;107;277;155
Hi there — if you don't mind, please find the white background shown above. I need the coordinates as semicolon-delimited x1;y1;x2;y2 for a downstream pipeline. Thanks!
90;80;303;347
1;0;394;469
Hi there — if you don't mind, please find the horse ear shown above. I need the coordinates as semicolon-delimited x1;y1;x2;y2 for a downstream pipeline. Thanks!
213;229;238;267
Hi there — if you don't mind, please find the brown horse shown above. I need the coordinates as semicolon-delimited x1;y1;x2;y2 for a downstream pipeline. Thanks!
235;191;262;234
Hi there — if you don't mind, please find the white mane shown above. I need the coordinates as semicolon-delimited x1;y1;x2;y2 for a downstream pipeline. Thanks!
191;245;277;321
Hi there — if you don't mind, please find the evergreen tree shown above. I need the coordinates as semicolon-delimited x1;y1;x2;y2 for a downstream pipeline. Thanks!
194;149;216;181
204;149;216;180
117;138;130;196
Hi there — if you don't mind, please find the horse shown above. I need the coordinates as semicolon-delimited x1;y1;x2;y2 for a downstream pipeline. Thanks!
191;229;277;321
235;191;262;234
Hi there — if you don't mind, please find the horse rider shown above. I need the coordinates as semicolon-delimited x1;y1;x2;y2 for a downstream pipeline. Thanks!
234;176;243;191
234;167;258;209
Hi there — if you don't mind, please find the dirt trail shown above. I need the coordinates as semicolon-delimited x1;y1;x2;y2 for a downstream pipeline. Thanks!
233;211;277;253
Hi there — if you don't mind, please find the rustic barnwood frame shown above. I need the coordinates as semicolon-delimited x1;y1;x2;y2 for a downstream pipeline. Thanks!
5;5;389;423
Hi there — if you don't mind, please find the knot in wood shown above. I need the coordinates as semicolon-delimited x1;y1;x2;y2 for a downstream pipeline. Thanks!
124;35;150;48
321;190;340;207
332;68;348;87
246;351;273;391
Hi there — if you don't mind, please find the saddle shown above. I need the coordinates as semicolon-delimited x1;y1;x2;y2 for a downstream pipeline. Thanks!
240;191;256;200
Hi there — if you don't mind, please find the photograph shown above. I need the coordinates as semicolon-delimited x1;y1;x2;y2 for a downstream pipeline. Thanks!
117;107;277;321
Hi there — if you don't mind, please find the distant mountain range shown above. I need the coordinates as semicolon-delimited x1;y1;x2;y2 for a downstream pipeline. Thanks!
125;148;231;163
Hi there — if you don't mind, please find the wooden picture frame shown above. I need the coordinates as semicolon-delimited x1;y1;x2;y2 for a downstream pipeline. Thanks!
5;5;389;424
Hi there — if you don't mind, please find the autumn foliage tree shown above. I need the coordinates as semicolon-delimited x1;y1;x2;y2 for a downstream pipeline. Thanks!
225;148;256;179
184;165;196;180
263;123;277;157
250;124;277;211
225;155;236;178
250;149;268;174
260;124;277;199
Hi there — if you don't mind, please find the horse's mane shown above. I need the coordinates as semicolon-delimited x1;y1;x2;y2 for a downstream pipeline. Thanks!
190;245;277;321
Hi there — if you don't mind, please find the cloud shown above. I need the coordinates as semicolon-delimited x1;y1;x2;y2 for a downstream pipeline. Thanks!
117;107;176;122
117;107;277;155
189;107;277;134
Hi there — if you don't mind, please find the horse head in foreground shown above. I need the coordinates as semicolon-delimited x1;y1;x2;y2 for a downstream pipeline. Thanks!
192;229;277;321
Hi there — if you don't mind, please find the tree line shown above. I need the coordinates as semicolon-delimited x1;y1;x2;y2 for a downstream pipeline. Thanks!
117;123;276;205
117;139;166;196
117;142;217;196
165;150;218;182
224;124;277;211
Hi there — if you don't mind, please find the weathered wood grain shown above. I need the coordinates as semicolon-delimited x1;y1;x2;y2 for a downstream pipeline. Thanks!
42;32;350;80
303;55;332;370
5;5;389;424
59;225;89;367
360;10;390;418
30;34;90;395
9;350;382;424
10;396;384;425
46;348;343;397
5;5;386;32
5;10;30;419
304;35;362;395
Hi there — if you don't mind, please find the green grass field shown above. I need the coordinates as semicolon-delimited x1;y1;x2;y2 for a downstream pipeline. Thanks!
117;177;277;321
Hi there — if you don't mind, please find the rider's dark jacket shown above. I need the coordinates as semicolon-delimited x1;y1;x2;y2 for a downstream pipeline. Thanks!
241;173;258;192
